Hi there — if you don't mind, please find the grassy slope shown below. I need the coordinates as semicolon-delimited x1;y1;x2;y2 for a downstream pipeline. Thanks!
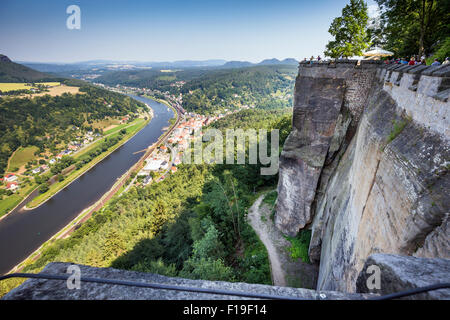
7;146;39;171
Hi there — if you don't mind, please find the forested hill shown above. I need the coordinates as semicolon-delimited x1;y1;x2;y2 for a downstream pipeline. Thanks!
0;108;292;296
95;68;210;90
95;64;297;115
0;55;52;82
180;65;297;114
0;85;145;174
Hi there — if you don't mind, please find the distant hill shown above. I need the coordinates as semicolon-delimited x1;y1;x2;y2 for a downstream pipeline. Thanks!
222;61;254;68
280;58;298;65
21;59;228;74
258;58;298;66
0;54;52;82
222;58;298;69
258;58;282;65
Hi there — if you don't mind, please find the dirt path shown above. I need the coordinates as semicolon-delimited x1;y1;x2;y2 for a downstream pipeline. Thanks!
247;194;318;288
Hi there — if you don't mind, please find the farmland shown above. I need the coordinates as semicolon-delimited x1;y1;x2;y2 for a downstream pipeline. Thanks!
0;83;34;92
7;146;40;173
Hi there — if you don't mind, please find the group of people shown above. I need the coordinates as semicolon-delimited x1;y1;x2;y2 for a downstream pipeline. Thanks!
302;55;449;66
386;56;449;66
302;56;322;63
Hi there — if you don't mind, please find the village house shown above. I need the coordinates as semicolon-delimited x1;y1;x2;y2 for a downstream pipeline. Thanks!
143;176;152;186
160;161;169;170
6;181;19;192
4;174;18;182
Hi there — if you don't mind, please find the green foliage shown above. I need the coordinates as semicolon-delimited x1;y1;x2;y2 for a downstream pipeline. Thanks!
1;96;291;297
285;230;312;263
38;183;49;193
179;257;235;281
0;85;144;174
181;65;296;115
325;0;370;58
131;258;178;277
375;0;450;57
428;37;450;62
263;190;277;207
0;55;51;82
382;117;410;151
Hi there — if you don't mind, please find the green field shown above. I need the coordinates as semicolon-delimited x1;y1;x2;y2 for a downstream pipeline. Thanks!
157;75;176;81
7;146;39;171
36;82;60;87
0;82;60;93
0;183;36;218
0;83;34;92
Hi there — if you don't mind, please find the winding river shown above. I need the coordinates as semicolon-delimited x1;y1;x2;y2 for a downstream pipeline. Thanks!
0;96;174;274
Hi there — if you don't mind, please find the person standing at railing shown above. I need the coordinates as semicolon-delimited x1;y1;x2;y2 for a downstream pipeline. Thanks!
431;58;441;66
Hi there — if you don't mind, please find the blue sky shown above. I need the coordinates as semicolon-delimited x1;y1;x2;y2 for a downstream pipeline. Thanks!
0;0;377;63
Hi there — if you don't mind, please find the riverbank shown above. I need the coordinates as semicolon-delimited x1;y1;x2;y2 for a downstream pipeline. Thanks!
4;97;179;276
0;113;151;219
25;116;150;209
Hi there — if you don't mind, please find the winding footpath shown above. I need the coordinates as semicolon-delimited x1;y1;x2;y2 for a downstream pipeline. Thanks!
247;194;318;288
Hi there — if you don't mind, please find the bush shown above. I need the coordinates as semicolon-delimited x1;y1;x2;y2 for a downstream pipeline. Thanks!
427;37;450;64
285;230;312;263
39;184;49;193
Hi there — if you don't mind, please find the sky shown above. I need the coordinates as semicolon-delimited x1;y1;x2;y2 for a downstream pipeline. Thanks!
0;0;378;63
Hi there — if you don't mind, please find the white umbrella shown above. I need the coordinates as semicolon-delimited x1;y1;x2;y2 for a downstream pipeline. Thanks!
363;47;394;57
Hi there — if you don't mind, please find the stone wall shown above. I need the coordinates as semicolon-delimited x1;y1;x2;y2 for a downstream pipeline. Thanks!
379;64;450;140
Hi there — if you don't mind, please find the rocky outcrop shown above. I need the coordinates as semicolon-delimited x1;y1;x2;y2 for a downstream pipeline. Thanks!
356;254;450;299
276;61;378;236
275;76;347;236
276;61;450;293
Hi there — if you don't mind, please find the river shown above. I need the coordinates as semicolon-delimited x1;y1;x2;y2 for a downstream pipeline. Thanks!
0;96;174;275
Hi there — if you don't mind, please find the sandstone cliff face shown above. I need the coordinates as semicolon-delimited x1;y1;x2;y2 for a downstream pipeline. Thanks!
276;61;450;292
275;76;346;236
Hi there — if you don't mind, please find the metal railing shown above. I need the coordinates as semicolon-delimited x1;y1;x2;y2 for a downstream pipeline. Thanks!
1;273;449;300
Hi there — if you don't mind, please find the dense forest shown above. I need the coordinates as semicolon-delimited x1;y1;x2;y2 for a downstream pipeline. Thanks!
96;65;297;115
95;68;210;92
0;108;292;295
181;65;297;114
0;84;145;174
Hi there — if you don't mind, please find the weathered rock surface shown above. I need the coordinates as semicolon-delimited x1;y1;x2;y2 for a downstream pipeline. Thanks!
2;262;371;300
277;61;450;293
356;254;450;299
275;76;346;236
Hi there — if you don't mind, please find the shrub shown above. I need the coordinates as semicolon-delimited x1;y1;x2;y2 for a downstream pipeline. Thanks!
285;230;312;263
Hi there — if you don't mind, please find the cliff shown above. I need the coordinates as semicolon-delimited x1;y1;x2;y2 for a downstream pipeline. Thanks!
276;61;450;292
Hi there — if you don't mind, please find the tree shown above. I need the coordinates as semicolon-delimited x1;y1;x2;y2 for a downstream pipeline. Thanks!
39;184;49;193
324;0;370;58
375;0;450;57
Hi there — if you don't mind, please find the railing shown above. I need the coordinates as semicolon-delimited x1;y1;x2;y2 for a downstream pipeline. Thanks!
1;273;449;300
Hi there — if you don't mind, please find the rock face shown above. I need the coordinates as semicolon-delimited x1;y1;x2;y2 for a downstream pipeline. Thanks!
275;76;346;236
276;61;379;236
356;254;450;299
276;61;450;292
